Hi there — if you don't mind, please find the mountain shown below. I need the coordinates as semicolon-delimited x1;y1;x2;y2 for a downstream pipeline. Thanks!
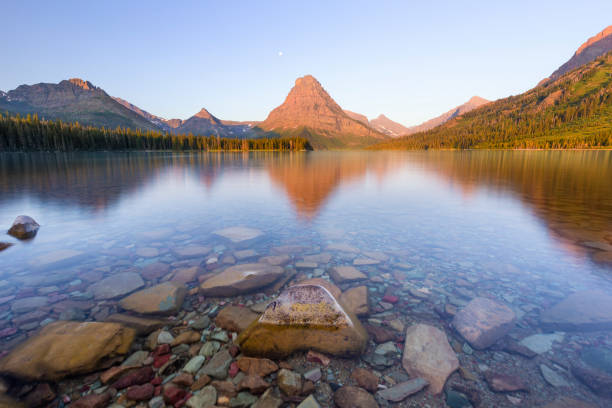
0;78;158;131
371;51;612;150
403;96;490;135
344;110;370;125
114;98;258;138
369;114;411;137
549;25;612;81
259;75;387;149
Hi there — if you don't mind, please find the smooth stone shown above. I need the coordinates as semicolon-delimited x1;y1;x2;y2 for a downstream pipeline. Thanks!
235;249;258;260
297;395;321;408
157;331;174;344
119;282;186;315
252;388;283;408
485;372;529;392
186;385;217;408
171;266;204;284
238;284;368;358
90;272;144;300
259;254;291;266
333;386;378;408
215;305;260;333
105;314;166;335
199;341;221;357
339;286;369;316
201;349;233;379
236;357;279;377
122;350;149;367
304;368;321;382
351;367;378;392
376;378;428;401
28;249;85;269
213;227;264;243
11;296;48;314
540;290;612;331
329;266;367;284
402;324;459;395
445;389;473;408
452;297;516;349
200;263;284;296
191;315;211;330
277;369;302;397
230;391;258;408
184;356;206;374
173;246;211;258
7;215;39;239
540;364;570;388
149;396;165;408
136;247;159;258
571;347;612;397
0;242;13;252
519;332;564;354
0;321;134;381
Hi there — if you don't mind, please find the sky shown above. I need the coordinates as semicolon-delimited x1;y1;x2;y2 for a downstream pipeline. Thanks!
3;1;612;126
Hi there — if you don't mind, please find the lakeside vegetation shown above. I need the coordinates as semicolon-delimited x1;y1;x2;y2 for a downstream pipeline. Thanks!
0;113;312;152
371;52;612;150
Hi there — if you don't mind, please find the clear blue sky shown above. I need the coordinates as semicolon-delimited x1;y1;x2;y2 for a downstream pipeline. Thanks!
3;1;612;126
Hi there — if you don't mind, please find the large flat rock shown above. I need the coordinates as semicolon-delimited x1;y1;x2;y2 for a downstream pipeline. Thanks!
89;272;145;300
28;249;86;269
329;266;367;284
0;321;135;381
200;263;284;296
213;227;263;243
215;305;260;333
238;284;368;358
452;297;516;349
540;290;612;331
402;324;458;395
119;282;186;315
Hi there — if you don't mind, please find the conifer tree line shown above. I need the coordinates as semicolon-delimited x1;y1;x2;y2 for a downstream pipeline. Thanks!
0;113;312;152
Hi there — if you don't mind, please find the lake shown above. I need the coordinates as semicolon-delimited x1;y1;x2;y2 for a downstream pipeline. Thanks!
0;150;611;406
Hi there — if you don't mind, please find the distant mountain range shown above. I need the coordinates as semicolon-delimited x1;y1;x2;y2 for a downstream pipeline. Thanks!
1;25;611;149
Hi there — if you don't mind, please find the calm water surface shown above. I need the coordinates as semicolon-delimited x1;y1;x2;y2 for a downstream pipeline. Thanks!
1;151;611;406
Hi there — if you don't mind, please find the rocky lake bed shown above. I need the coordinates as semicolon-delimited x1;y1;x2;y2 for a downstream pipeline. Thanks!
0;220;611;408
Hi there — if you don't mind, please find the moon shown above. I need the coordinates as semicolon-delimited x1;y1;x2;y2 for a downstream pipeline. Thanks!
278;51;283;57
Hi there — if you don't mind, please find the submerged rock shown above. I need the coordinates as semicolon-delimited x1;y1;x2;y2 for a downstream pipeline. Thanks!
0;321;135;381
402;324;459;395
105;313;166;335
333;386;378;408
0;242;13;252
452;297;516;349
339;285;369;316
119;282;186;315
215;305;260;333
213;226;264;243
7;215;39;239
89;272;145;300
540;290;612;331
329;266;367;284
238;284;368;358
376;378;429;401
200;263;284;296
571;346;612;398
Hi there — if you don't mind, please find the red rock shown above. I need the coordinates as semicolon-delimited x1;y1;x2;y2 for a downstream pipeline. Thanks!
151;377;162;386
154;354;171;368
126;383;154;401
364;324;394;344
236;357;279;376
452;297;516;349
211;380;237;398
163;386;187;405
67;392;112;408
172;372;194;387
153;344;171;357
333;386;378;408
228;344;240;357
485;372;528;392
306;350;330;366
191;374;211;391
238;375;271;394
382;295;398;304
229;362;239;377
100;365;139;384
351;368;378;392
113;366;154;390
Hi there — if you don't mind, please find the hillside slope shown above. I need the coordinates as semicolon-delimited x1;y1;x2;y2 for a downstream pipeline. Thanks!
371;52;612;150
